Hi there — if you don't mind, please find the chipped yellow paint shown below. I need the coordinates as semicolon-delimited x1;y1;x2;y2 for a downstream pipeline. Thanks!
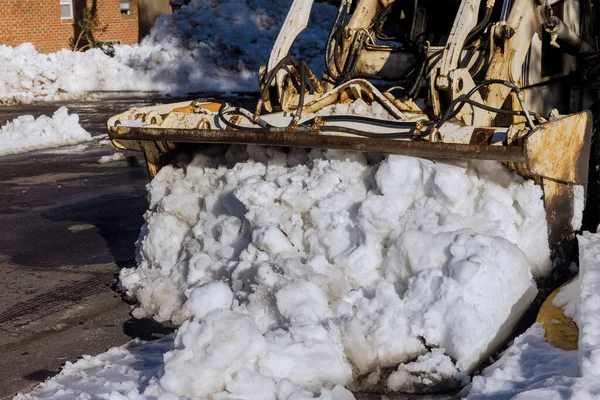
172;105;196;113
536;280;579;351
198;103;222;112
171;103;221;113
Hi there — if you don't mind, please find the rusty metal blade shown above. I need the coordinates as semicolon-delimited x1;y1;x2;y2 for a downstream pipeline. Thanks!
524;111;593;185
112;126;526;162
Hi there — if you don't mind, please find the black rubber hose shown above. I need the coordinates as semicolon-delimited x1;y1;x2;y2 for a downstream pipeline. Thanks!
325;0;348;80
458;97;529;115
300;114;430;128
407;49;427;98
434;79;522;128
217;101;417;138
293;60;307;124
313;125;417;139
256;55;304;118
217;101;273;132
465;5;493;44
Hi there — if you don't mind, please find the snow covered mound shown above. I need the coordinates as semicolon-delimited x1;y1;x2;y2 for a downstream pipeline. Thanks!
0;0;336;104
0;107;91;156
113;146;550;396
0;43;158;104
117;0;334;94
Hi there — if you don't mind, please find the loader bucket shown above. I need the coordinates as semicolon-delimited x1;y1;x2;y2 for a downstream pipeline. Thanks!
107;103;593;271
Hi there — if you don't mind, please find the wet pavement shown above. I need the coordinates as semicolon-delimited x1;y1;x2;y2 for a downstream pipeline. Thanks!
0;98;169;398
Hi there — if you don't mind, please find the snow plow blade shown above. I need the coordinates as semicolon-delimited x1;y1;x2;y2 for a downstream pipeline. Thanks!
107;102;592;266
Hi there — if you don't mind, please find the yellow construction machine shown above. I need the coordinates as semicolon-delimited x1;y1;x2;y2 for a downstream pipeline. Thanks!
108;0;600;351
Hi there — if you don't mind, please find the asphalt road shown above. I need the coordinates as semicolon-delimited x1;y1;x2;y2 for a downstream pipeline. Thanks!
0;99;176;399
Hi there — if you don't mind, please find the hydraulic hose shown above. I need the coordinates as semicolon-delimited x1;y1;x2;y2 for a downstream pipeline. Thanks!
465;1;495;44
434;79;536;130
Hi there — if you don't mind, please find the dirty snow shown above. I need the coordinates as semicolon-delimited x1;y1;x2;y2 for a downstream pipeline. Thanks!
0;107;91;156
98;152;127;164
0;0;336;104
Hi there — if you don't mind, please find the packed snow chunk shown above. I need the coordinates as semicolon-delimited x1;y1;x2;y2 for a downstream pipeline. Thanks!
276;282;332;325
256;226;297;255
387;348;462;393
98;152;126;164
158;309;268;398
0;107;91;156
186;280;233;319
572;185;585;231
214;368;277;400
258;324;353;388
415;233;536;372
345;232;537;376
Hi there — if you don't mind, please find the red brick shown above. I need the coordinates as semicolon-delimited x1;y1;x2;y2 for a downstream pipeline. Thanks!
0;0;139;53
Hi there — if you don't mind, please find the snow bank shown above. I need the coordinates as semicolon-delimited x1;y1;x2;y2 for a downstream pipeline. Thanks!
0;0;336;104
0;43;158;104
576;231;600;381
0;107;91;156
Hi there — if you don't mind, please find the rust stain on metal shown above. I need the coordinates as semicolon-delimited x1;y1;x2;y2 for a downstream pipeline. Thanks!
536;280;579;351
110;126;527;162
542;178;576;251
469;128;497;145
524;111;592;184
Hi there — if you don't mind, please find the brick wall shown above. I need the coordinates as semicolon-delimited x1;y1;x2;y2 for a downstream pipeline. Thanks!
0;0;139;53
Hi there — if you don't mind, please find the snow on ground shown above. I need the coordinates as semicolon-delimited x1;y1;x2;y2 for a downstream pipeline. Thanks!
464;323;583;399
0;107;92;156
0;0;336;104
576;231;600;382
18;146;553;399
98;152;127;164
464;231;600;399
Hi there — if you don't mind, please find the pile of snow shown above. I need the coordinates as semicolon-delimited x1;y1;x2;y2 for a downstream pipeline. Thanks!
0;0;336;104
18;147;553;399
0;43;159;104
0;107;91;156
122;146;553;395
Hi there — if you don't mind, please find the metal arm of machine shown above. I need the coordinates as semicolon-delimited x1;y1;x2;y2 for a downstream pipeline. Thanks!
436;0;485;91
267;0;315;72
